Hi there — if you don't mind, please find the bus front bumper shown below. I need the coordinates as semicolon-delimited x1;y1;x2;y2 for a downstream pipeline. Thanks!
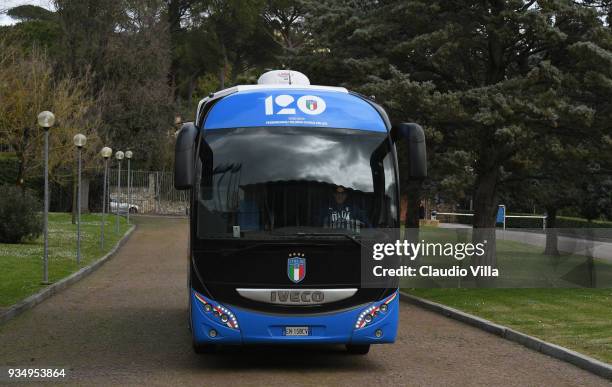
190;290;399;345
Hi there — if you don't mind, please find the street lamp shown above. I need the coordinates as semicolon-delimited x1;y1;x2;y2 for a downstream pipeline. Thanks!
38;111;55;284
73;134;87;265
115;150;124;234
100;147;112;249
125;150;133;225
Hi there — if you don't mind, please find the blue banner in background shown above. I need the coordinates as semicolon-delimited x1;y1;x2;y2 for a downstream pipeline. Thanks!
496;205;506;224
204;89;387;132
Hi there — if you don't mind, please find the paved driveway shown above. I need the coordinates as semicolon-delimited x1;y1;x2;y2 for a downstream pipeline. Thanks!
0;217;608;386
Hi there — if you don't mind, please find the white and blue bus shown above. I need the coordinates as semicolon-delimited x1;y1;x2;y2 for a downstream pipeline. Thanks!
174;70;426;354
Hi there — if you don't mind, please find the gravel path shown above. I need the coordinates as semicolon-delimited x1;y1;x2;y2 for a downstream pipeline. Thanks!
0;216;608;386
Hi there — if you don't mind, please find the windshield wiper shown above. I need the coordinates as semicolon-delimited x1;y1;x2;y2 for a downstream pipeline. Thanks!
293;232;363;248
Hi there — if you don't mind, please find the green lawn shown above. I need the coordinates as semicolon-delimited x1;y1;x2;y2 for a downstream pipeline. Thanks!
401;227;612;288
407;288;612;364
402;227;612;363
0;212;130;307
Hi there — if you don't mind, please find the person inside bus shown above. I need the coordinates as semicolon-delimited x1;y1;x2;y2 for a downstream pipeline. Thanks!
323;186;367;230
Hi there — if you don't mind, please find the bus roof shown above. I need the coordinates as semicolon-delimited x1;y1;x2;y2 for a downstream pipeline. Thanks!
198;84;388;133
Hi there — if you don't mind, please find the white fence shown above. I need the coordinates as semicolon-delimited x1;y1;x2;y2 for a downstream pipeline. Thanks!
108;169;188;215
433;209;547;229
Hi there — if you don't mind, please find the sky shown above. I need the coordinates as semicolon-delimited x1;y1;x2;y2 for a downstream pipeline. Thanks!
0;0;55;25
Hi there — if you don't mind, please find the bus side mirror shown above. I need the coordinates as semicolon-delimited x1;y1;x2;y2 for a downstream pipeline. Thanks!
392;123;427;180
174;122;198;190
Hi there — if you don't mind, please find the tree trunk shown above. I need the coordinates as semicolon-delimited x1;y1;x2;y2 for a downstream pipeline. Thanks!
471;167;499;272
219;42;227;89
219;66;225;89
544;206;559;256
486;1;506;84
16;154;25;189
186;75;196;104
230;55;243;85
167;0;181;97
402;181;422;266
404;181;422;229
15;126;29;189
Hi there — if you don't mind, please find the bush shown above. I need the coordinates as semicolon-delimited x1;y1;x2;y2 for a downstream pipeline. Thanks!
503;214;612;229
0;184;43;243
0;153;18;186
557;216;612;229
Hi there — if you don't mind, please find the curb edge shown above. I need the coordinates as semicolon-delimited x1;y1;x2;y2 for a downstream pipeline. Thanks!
0;224;137;326
399;291;612;381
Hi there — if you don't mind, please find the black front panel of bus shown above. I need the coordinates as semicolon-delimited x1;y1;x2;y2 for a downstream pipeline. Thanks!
190;240;393;314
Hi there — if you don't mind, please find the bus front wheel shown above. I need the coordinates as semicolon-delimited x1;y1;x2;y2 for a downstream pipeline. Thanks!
346;344;370;355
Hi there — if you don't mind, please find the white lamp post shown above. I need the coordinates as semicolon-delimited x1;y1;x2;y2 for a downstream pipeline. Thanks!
100;147;112;249
125;150;133;224
115;150;124;234
73;134;87;264
38;111;55;284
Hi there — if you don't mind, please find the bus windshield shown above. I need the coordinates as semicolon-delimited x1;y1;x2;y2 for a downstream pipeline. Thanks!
196;126;398;239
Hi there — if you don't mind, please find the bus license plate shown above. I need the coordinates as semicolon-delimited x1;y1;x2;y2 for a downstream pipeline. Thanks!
285;326;310;336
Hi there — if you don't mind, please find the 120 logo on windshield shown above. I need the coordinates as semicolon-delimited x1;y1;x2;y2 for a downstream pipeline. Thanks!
265;95;326;116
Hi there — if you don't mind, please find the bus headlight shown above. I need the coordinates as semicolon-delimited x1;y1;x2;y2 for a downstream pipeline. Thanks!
354;292;397;330
194;291;240;330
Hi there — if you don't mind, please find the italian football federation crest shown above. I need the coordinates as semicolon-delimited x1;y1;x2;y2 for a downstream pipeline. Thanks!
287;253;306;283
305;99;317;111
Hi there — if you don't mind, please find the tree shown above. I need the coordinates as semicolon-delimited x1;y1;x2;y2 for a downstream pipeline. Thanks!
167;0;222;106
166;0;197;94
264;0;308;54
7;5;56;22
1;5;62;55
54;0;175;170
0;43;101;189
291;0;612;270
166;0;288;111
191;0;279;89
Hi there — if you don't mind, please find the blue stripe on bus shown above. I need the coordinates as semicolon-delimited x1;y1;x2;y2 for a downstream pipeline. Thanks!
204;90;387;132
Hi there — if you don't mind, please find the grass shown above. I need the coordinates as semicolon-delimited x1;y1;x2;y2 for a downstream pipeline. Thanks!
407;288;612;364
401;227;612;288
401;226;612;363
0;212;130;307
